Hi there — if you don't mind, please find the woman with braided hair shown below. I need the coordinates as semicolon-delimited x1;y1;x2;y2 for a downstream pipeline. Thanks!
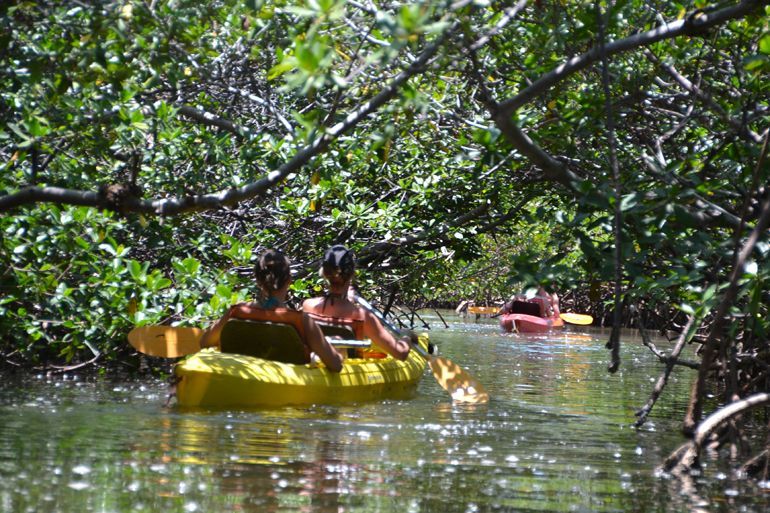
199;249;344;372
302;245;411;361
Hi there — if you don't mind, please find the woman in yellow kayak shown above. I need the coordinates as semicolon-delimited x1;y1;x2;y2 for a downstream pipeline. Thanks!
199;249;344;372
302;245;411;361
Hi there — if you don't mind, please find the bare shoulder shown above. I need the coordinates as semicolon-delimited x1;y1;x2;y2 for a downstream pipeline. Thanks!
360;308;383;325
302;296;323;311
231;301;258;311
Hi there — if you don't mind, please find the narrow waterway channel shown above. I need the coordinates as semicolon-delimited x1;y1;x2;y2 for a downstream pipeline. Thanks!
1;312;767;512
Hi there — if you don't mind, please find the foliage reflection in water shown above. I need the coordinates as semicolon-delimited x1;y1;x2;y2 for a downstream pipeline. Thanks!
0;313;768;512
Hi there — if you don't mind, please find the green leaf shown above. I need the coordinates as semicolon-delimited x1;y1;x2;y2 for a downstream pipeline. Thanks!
744;55;768;71
128;260;145;282
98;242;116;255
216;284;232;298
759;34;770;55
182;257;201;275
26;117;50;138
619;193;638;212
268;59;297;80
156;277;172;290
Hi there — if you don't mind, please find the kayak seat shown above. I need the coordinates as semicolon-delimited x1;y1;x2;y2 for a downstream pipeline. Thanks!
220;319;308;364
509;300;541;317
316;323;359;357
317;323;357;339
315;322;388;359
306;312;365;340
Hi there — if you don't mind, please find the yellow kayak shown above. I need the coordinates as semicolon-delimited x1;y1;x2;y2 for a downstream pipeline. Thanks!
174;334;430;407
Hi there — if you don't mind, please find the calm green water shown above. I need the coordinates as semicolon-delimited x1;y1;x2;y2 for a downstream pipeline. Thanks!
1;313;768;512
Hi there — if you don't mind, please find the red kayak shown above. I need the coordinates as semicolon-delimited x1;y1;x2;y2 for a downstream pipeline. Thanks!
498;299;563;333
499;312;564;333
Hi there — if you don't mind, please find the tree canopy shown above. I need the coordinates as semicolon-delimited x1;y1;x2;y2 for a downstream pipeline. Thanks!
2;0;770;476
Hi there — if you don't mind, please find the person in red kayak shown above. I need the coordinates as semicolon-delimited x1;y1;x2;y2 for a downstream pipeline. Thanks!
500;285;559;319
302;245;411;361
499;292;539;317
199;249;344;372
544;286;560;318
531;286;555;318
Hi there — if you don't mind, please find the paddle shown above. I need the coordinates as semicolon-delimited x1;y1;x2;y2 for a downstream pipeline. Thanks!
352;294;489;404
559;312;593;325
127;325;370;358
467;306;499;315
128;325;203;358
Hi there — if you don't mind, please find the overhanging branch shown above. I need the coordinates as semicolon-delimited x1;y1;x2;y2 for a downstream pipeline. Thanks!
490;111;583;187
0;28;453;216
644;49;764;144
496;0;769;117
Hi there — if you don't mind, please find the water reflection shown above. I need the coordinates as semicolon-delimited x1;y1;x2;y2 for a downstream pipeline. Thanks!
0;314;768;512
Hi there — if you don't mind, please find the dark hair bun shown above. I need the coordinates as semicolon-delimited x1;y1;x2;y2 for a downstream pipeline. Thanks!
254;249;291;293
322;245;355;280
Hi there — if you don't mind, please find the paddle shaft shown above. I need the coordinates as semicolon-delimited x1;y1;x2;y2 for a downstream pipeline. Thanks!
353;294;489;404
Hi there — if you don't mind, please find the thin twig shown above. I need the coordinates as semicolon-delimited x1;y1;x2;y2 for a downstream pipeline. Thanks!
635;315;697;427
596;1;623;373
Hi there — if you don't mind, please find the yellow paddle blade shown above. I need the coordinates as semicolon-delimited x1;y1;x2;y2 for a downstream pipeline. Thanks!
467;306;499;315
428;356;489;404
560;313;593;325
127;326;203;358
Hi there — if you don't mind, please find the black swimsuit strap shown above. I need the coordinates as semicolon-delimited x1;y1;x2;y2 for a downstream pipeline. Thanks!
321;292;345;312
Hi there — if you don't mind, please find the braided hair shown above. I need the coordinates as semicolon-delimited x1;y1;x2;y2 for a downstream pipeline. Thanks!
254;249;291;294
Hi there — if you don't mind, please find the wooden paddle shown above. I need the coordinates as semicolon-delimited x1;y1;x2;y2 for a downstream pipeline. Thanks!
127;325;371;358
352;294;489;404
559;312;594;325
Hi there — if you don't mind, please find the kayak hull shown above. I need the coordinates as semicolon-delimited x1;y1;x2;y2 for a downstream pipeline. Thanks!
174;334;430;407
499;313;564;333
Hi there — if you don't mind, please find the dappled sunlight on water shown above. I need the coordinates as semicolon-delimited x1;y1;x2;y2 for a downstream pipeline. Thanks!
0;312;768;512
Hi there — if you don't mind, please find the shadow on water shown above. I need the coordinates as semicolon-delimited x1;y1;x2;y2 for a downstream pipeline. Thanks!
0;310;768;512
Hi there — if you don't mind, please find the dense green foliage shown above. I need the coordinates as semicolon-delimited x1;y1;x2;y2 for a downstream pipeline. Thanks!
1;0;768;348
2;0;770;473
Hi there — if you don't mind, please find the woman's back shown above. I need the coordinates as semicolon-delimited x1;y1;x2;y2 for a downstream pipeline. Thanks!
303;296;365;340
304;245;410;361
303;294;363;318
200;249;343;372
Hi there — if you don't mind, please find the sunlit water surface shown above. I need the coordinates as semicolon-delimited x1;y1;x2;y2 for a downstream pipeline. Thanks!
1;313;768;512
